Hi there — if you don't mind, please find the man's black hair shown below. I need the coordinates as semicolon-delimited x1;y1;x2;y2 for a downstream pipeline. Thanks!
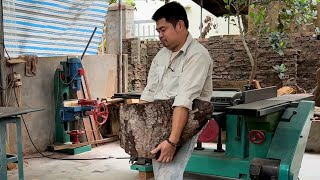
152;1;189;29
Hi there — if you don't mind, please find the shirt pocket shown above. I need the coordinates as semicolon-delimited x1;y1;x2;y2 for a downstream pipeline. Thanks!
165;72;181;97
156;65;166;81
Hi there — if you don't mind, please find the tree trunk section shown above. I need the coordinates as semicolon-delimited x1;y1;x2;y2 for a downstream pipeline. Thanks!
120;99;213;159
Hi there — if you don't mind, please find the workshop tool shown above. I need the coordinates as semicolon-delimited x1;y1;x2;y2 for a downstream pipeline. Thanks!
117;86;315;180
185;87;314;180
53;57;109;154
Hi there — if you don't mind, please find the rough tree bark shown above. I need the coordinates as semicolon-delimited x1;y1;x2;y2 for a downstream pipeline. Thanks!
120;99;213;159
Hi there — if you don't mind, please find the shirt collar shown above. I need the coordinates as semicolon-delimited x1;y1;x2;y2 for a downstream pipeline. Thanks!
168;32;193;55
179;32;193;54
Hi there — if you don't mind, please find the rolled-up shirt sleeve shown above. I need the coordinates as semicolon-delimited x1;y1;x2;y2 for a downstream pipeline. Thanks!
172;52;212;110
140;59;159;102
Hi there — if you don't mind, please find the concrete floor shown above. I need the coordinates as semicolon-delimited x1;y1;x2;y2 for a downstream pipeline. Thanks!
8;141;320;180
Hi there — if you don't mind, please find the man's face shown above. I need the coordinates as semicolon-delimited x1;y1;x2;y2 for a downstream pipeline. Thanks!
156;18;180;50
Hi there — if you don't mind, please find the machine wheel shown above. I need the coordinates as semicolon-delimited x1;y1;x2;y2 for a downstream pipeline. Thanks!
248;130;265;144
93;103;109;126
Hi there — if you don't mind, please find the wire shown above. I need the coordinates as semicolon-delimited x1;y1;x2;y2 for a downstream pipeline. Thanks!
8;63;126;161
3;46;123;161
59;71;79;85
12;83;121;161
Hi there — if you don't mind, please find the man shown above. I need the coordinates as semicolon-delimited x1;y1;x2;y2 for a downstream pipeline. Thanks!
139;1;213;179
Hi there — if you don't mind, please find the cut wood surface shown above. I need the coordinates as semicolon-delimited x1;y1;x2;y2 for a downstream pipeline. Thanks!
120;99;214;159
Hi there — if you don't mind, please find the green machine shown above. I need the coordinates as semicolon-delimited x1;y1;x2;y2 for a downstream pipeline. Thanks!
53;57;93;154
130;87;315;180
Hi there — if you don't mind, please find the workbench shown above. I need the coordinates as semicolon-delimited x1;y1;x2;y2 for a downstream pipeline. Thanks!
0;107;43;180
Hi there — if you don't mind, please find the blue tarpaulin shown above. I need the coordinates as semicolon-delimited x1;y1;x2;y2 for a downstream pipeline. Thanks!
3;0;109;57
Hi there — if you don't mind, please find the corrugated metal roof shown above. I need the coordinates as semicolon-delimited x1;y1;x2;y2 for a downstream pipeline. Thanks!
3;0;109;58
191;0;248;17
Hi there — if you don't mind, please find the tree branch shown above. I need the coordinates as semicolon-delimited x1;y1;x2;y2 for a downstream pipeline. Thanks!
237;14;254;67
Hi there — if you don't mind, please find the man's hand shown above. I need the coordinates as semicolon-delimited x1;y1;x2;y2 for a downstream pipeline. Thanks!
151;140;176;163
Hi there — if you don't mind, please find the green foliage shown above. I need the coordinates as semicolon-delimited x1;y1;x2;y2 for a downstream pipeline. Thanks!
222;0;316;83
272;64;287;79
268;32;288;56
109;0;135;6
223;0;317;55
109;0;117;4
279;0;316;32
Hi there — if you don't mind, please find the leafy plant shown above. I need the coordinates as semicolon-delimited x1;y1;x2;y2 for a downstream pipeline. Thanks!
222;0;317;85
273;64;287;79
109;0;135;6
268;31;288;56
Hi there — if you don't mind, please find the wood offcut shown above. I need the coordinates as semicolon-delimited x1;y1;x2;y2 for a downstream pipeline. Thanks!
120;99;213;159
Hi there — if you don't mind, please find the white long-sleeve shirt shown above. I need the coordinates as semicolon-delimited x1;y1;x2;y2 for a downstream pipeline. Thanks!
140;33;213;110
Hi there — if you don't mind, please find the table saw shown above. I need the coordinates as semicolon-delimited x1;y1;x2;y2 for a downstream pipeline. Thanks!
116;86;315;180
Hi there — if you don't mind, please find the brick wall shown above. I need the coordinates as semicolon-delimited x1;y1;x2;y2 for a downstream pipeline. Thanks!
123;32;320;92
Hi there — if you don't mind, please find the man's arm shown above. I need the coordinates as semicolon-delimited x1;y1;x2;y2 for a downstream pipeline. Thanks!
151;52;213;163
168;106;188;144
170;52;212;143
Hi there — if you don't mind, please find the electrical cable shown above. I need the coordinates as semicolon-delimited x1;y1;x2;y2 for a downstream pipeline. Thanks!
12;77;129;161
59;71;79;85
5;57;129;161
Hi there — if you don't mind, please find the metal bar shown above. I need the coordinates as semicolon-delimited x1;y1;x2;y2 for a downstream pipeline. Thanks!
0;0;6;106
148;25;150;39
81;27;97;60
199;0;203;37
242;86;277;104
0;121;8;180
228;17;230;34
134;20;154;24
118;0;123;93
143;26;145;40
15;117;24;179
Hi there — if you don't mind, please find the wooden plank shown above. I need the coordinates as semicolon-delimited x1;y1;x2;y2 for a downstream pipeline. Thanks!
48;142;89;151
105;70;117;98
6;59;26;65
47;136;118;151
81;75;103;141
106;98;124;105
89;136;119;145
76;90;96;147
62;100;79;107
138;172;154;180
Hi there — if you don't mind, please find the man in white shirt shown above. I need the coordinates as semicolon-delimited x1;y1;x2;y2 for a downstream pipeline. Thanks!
139;1;213;179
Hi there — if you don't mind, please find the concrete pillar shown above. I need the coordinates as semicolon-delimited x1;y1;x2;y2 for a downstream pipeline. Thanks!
105;3;135;54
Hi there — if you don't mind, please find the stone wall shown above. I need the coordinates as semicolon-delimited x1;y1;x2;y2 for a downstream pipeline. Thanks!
123;38;150;91
124;32;320;92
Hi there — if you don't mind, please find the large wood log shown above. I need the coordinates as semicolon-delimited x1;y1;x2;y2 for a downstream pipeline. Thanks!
120;99;214;159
